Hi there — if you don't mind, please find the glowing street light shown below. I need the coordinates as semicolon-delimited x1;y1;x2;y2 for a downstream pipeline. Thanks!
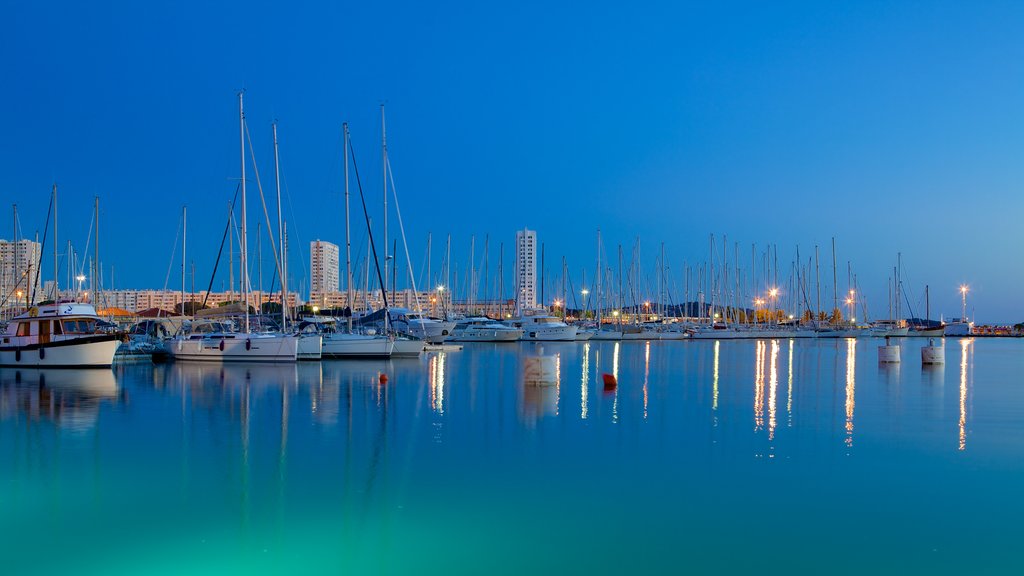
75;274;86;298
960;285;969;320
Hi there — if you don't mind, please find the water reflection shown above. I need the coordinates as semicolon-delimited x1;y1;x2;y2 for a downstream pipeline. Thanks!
712;340;720;413
845;338;857;447
959;338;974;451
787;339;794;426
754;340;766;431
612;342;620;424
768;339;779;440
0;368;121;432
430;352;447;415
643;341;650;420
581;342;590;420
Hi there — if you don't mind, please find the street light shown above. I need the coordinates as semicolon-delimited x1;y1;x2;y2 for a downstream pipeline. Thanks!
76;274;86;299
960;285;969;320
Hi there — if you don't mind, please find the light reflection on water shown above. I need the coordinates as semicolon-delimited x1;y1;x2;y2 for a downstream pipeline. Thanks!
2;338;1024;574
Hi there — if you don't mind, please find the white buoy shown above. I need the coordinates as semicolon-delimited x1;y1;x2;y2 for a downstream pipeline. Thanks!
878;345;901;363
523;348;559;385
921;338;945;364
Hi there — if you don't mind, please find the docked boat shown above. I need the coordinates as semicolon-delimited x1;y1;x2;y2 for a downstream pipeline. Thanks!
510;315;578;341
944;318;974;337
167;320;298;363
449;317;524;342
0;303;122;368
391;336;425;357
358;307;454;344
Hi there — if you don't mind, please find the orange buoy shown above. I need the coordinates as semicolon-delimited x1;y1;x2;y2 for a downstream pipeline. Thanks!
602;373;617;390
378;373;389;384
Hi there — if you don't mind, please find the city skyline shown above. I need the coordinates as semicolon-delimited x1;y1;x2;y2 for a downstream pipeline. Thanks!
3;2;1022;322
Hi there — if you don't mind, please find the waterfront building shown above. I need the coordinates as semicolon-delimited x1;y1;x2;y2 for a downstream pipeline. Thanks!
0;238;42;309
310;240;340;294
515;228;537;311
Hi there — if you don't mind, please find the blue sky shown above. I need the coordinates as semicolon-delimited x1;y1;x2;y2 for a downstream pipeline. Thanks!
2;1;1022;322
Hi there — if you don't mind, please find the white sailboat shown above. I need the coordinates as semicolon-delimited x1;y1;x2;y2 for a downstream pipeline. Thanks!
168;93;297;363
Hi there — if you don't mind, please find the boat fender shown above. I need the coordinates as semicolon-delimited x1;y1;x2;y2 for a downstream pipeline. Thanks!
219;340;225;351
602;373;617;390
245;339;251;351
15;349;20;362
39;347;45;360
379;373;388;384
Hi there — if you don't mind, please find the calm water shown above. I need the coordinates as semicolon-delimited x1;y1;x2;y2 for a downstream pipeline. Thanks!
2;338;1023;574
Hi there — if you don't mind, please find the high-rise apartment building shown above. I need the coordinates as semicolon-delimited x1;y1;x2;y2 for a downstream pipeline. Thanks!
310;240;340;294
1;239;42;307
515;228;537;311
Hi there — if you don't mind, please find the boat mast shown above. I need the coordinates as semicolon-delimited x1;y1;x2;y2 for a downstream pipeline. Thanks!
239;92;249;333
814;245;821;326
273;121;287;330
11;204;17;308
94;196;99;305
52;184;58;301
596;228;602;327
344;123;353;332
831;237;838;321
182;205;186;316
381;104;389;307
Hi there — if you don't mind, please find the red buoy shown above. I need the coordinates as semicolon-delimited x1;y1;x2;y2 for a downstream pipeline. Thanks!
378;373;389;384
602;373;617;390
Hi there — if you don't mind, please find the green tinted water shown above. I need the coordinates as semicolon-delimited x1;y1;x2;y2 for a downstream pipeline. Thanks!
2;338;1022;574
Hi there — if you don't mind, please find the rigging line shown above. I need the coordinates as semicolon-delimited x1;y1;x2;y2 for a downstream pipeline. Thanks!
201;184;242;310
348;132;391;325
281;175;309;288
30;192;53;304
161;211;182;295
243;119;285;287
385;156;422;313
78;209;95;278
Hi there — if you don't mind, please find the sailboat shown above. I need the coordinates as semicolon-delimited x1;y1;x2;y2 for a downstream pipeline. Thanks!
311;123;394;359
168;93;298;363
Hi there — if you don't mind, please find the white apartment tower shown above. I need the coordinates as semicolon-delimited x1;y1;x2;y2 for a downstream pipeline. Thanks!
310;240;340;294
515;228;537;311
1;239;42;307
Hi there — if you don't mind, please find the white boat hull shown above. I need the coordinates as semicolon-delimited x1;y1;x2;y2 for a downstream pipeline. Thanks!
520;325;578;341
391;338;424;357
296;334;323;360
168;334;298;362
0;335;121;368
590;329;623;341
449;328;524;342
321;333;394;358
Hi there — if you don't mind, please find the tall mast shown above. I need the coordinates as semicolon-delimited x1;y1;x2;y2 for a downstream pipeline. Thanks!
618;244;623;328
182;205;186;316
11;204;17;301
814;245;821;325
831;237;838;318
94;196;99;303
381;104;389;306
273;121;287;329
596;228;602;326
344;123;353;331
52;184;58;300
239;91;249;332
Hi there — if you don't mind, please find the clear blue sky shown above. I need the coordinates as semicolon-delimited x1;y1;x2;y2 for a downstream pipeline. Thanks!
3;0;1022;322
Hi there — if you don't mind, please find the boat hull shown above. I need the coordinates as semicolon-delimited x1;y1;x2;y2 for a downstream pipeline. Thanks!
321;334;394;358
0;335;121;368
296;334;323;360
449;328;523;342
168;334;298;362
519;325;578;341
